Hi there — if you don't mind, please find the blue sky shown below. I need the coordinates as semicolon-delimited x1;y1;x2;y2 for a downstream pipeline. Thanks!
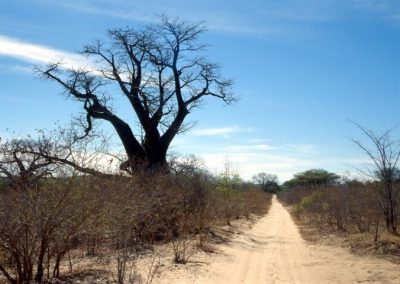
0;0;399;181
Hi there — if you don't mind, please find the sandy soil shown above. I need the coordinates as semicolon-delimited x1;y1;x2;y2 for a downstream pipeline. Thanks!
156;195;400;284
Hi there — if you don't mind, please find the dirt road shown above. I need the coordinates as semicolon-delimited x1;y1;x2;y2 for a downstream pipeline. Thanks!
158;195;400;283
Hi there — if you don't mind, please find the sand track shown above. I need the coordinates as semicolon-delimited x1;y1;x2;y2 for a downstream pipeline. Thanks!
159;195;400;283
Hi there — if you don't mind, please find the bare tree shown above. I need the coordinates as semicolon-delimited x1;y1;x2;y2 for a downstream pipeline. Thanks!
252;172;279;193
0;137;55;188
0;129;112;187
352;123;400;234
37;16;235;172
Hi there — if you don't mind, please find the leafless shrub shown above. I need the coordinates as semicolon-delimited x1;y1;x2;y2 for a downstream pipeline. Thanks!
0;139;273;282
351;123;400;234
0;177;92;283
279;181;384;243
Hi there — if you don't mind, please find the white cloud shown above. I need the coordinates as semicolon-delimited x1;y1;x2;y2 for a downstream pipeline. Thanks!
247;138;270;143
172;136;366;181
11;65;32;73
0;35;88;69
45;1;155;24
226;144;275;152
253;144;274;150
198;151;315;181
284;143;317;154
185;140;318;180
14;0;400;43
191;126;255;137
0;64;33;74
197;150;369;182
29;0;289;36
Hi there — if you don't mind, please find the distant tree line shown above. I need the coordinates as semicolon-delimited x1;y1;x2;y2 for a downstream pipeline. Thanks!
251;169;340;194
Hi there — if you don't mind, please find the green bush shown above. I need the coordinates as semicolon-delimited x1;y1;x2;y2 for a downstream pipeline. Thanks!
293;192;321;218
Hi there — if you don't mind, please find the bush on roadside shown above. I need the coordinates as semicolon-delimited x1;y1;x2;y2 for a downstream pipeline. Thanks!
0;158;273;282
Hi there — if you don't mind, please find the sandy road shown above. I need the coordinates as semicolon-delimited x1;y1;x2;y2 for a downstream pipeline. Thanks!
159;195;400;284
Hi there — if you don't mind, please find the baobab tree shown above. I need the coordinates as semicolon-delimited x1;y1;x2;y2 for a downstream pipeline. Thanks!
37;16;235;172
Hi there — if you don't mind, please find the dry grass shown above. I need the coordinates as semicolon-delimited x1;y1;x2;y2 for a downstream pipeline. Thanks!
0;169;272;283
12;213;268;284
292;209;400;264
279;183;400;264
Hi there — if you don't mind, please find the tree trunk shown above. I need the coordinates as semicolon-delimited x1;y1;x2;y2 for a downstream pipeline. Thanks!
108;115;146;161
53;256;62;278
383;183;398;234
34;237;48;283
146;142;168;170
373;216;380;243
13;254;23;284
383;207;397;234
387;214;397;234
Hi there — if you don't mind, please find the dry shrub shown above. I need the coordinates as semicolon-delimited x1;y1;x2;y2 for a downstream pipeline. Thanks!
0;163;273;282
279;182;386;244
241;186;272;217
0;177;93;283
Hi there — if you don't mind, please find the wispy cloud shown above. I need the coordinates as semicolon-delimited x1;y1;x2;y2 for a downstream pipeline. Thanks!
191;126;255;137
173;135;364;181
351;0;400;20
0;35;87;69
0;63;33;74
197;150;367;182
10;65;32;73
226;144;275;152
14;0;400;42
199;151;315;181
32;0;400;37
247;138;270;143
30;0;291;36
41;0;154;24
284;143;317;154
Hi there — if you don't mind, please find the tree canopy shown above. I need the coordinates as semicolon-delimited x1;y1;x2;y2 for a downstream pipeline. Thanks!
283;169;340;188
252;172;280;193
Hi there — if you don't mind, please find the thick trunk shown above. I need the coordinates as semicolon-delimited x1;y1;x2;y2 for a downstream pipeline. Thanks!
147;147;168;169
157;108;188;168
144;130;168;170
96;96;186;172
106;114;149;173
108;115;145;161
90;103;146;170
